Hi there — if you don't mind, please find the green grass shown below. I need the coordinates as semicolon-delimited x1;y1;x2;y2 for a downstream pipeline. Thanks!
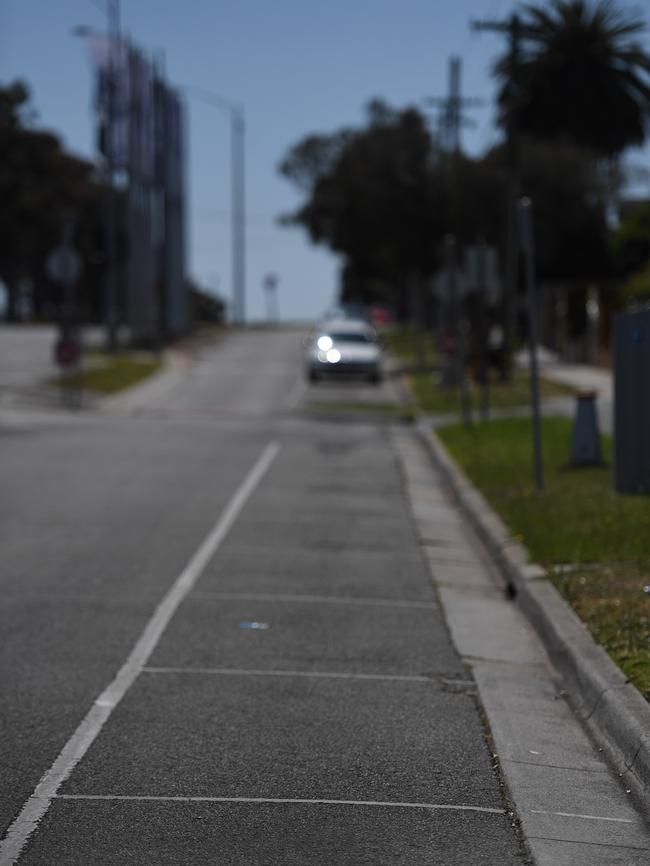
307;400;416;421
410;369;573;413
384;325;572;412
50;352;162;394
552;564;650;699
383;326;439;368
437;416;650;698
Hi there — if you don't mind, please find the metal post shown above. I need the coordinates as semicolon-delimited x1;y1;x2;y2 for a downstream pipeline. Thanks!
519;197;544;490
477;240;490;420
445;236;472;426
104;0;120;352
231;106;246;325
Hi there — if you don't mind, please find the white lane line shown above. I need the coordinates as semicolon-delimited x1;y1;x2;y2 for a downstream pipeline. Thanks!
191;591;437;609
282;377;307;410
142;667;433;683
0;442;281;866
55;794;505;815
530;809;634;824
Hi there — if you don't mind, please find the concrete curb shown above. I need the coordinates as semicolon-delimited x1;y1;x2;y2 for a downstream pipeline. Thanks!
417;421;650;796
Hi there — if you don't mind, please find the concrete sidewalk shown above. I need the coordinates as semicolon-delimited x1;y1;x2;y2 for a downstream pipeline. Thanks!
518;349;613;434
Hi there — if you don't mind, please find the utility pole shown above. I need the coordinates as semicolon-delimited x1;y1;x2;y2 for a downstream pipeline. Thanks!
472;14;522;376
263;273;279;322
104;0;120;352
426;57;483;235
231;105;246;325
427;59;482;400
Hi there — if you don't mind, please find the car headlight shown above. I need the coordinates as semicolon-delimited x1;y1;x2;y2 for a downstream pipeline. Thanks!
326;348;341;364
317;335;333;351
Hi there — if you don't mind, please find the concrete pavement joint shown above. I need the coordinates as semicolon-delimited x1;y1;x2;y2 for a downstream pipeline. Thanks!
530;809;633;824
189;591;438;609
142;667;434;684
53;794;507;815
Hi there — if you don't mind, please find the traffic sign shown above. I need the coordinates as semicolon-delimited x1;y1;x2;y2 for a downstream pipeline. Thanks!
46;245;81;287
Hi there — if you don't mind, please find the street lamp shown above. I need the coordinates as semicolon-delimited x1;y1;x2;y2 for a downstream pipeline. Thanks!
72;0;121;351
181;86;246;326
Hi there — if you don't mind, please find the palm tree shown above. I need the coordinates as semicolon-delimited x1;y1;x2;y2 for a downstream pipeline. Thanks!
495;0;650;157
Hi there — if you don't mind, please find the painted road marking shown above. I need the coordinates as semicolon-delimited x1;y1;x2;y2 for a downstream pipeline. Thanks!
531;809;634;824
191;591;437;609
55;794;506;815
282;377;307;410
142;667;433;683
0;442;281;866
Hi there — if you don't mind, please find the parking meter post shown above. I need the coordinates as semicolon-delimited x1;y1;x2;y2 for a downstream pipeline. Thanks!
459;316;473;428
477;240;490;421
519;197;544;491
445;235;472;427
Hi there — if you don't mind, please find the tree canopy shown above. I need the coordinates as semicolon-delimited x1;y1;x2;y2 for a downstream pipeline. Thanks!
0;81;105;321
279;100;446;307
279;99;611;313
495;0;650;157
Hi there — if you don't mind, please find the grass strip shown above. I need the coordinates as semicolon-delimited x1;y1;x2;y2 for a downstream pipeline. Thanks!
384;325;572;411
49;353;162;394
437;417;650;699
409;368;573;413
307;400;416;421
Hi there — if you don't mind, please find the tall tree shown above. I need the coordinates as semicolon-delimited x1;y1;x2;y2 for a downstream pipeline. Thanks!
0;81;105;321
279;100;445;310
494;0;650;157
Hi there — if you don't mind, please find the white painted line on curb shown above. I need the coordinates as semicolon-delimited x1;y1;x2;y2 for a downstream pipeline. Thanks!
530;809;634;824
55;794;506;815
282;377;307;410
142;667;433;683
0;441;281;866
190;591;438;609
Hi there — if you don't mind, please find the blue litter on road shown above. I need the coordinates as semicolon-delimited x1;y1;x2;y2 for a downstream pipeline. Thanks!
239;621;270;630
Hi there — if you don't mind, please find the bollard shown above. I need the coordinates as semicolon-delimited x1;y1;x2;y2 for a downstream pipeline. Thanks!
570;390;603;466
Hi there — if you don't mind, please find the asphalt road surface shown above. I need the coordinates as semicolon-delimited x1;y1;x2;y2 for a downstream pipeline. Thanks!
1;327;528;864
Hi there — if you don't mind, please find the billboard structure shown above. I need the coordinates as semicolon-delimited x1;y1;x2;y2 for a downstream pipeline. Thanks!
90;35;188;344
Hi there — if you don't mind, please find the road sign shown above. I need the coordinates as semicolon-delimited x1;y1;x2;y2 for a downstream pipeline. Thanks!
54;336;81;368
46;244;81;287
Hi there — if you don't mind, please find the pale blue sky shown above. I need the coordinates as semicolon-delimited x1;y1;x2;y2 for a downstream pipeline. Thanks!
2;0;650;321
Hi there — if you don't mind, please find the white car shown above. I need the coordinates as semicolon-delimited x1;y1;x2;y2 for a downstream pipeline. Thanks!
305;319;383;384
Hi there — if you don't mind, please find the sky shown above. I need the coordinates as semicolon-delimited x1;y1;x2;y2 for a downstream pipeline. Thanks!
2;0;650;322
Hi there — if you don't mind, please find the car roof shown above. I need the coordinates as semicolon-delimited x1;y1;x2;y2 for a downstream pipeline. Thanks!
318;318;374;334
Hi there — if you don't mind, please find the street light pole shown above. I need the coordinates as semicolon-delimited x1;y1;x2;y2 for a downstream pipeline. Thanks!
231;105;245;325
104;0;120;351
182;87;246;325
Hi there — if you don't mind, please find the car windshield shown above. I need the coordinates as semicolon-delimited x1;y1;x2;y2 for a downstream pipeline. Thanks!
328;332;372;344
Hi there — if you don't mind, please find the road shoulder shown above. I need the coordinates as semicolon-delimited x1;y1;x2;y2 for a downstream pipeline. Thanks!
392;427;650;865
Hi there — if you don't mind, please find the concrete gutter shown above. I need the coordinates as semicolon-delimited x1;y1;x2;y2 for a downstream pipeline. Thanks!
417;421;650;799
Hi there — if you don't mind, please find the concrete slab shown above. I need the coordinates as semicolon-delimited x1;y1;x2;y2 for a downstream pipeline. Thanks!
221;513;419;554
473;661;610;772
527;837;650;866
426;558;503;591
437;586;545;665
19;799;526;866
150;595;458;676
197;546;434;602
61;673;505;808
502;761;650;848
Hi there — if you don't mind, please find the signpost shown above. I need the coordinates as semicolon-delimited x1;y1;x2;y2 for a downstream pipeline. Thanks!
46;223;83;406
519;197;544;490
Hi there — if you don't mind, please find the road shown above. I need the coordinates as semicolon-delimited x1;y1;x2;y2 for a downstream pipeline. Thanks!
1;327;534;863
